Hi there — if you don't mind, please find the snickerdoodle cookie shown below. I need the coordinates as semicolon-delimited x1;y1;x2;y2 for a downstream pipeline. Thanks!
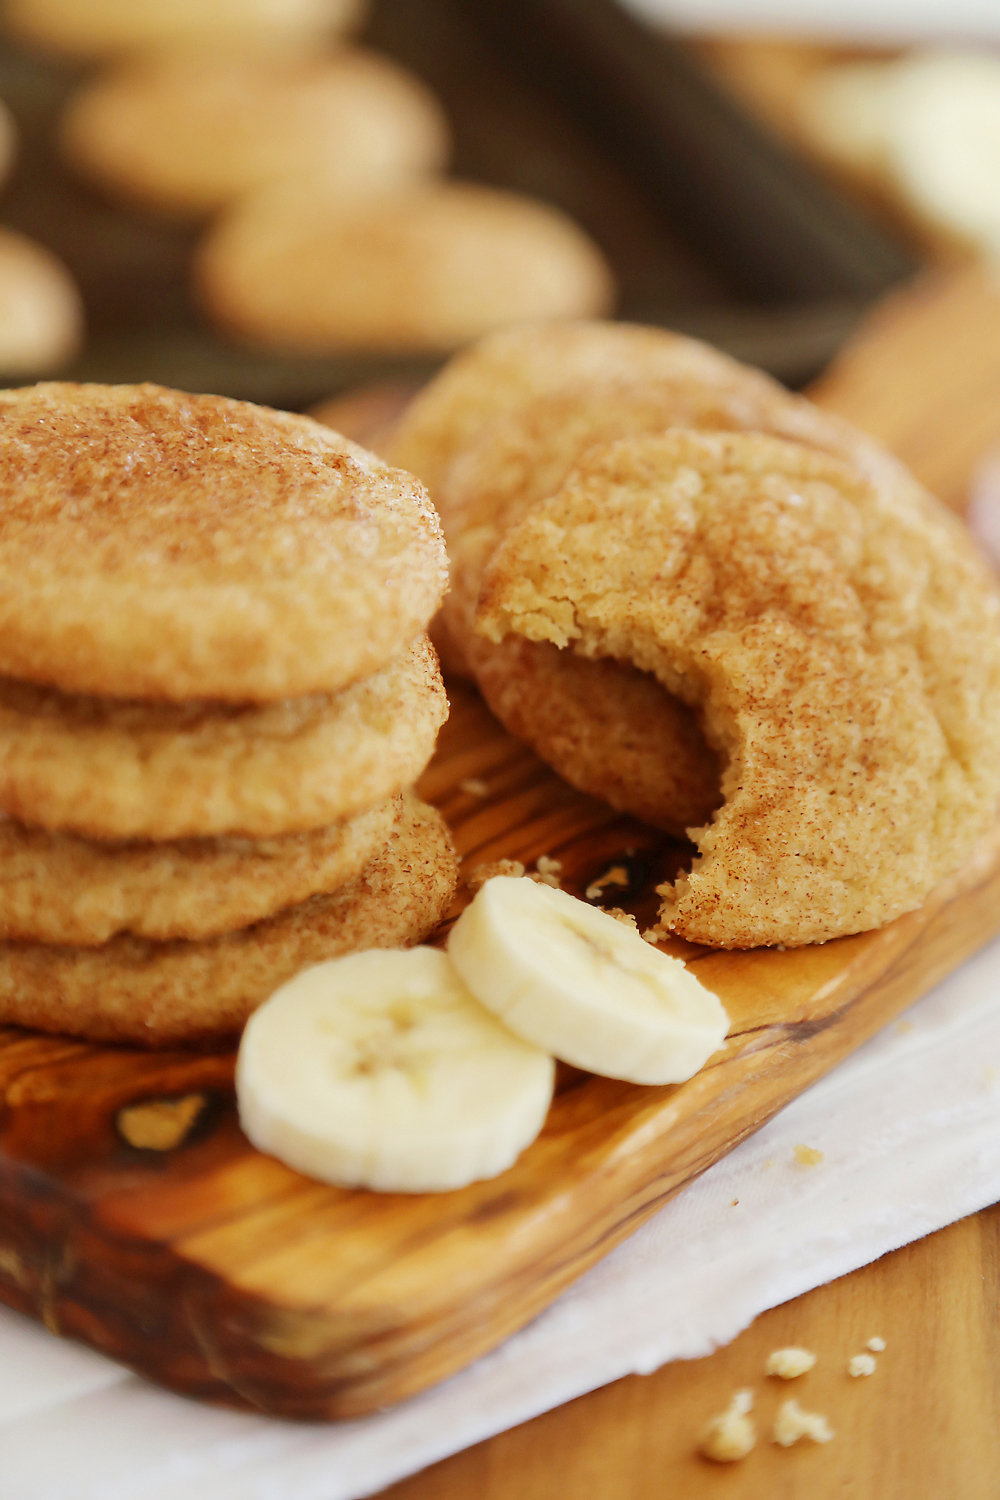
388;320;905;504
195;182;614;355
0;794;400;946
60;49;449;217
3;0;366;58
477;431;1000;948
0;229;82;374
0;635;446;840
395;322;930;832
0;383;446;702
0;793;457;1046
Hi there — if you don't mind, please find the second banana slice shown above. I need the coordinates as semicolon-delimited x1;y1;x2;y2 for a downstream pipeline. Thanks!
448;877;729;1085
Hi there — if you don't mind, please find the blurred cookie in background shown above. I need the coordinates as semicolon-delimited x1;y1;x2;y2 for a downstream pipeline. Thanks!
0;227;82;374
1;0;366;59
804;51;1000;263
59;47;450;218
195;180;615;355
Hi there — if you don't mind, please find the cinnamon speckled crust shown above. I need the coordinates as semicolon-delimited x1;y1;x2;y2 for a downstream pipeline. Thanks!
387;320;905;507
0;795;400;946
60;49;449;217
0;383;446;701
478;431;1000;948
195;183;614;356
0;793;457;1046
0;635;447;840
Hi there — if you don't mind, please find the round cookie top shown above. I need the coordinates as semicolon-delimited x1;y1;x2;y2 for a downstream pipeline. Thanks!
0;383;446;700
60;48;449;217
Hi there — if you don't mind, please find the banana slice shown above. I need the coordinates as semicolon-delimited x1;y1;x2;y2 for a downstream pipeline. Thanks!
447;877;729;1085
236;946;555;1193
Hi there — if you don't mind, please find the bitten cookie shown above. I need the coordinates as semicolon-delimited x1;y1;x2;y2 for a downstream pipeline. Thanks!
0;635;447;840
0;793;457;1046
195;182;614;355
0;795;400;946
0;383;446;701
477;431;1000;948
60;49;449;217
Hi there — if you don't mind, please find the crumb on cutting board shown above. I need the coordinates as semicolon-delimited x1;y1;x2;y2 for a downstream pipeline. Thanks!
531;855;562;887
585;864;629;900
867;1336;886;1352
848;1353;877;1377
766;1346;817;1379
772;1397;834;1447
698;1389;756;1462
117;1094;206;1151
458;777;489;797
467;858;525;892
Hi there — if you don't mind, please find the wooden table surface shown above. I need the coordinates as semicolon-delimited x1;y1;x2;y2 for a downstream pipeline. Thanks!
373;267;1000;1499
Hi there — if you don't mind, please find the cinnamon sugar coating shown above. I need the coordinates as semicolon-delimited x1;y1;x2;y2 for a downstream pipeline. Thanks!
0;635;447;840
478;431;1000;947
0;794;399;947
0;383;445;701
0;793;457;1046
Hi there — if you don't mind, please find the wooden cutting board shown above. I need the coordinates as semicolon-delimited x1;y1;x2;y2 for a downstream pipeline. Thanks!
1;271;999;1423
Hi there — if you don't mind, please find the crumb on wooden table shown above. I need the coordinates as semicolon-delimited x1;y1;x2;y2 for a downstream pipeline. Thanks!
867;1336;886;1352
766;1346;817;1379
698;1389;756;1462
117;1094;206;1151
793;1143;824;1167
772;1398;834;1447
467;858;525;892
848;1353;877;1377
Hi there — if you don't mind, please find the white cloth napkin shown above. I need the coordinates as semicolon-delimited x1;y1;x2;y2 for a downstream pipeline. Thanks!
621;0;1000;43
2;932;1000;1500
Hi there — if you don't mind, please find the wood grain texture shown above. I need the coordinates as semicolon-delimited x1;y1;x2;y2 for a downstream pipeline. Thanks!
379;1203;1000;1500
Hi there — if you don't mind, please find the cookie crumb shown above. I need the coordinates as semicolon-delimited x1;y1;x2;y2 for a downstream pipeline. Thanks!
866;1337;886;1353
765;1346;816;1379
118;1094;206;1151
848;1353;877;1377
698;1389;755;1462
585;864;629;901
641;926;663;945
606;907;638;930
530;855;563;888
467;859;525;892
772;1398;834;1447
793;1143;824;1167
458;777;488;798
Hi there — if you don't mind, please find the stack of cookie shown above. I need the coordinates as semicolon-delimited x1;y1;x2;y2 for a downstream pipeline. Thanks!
0;382;456;1047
